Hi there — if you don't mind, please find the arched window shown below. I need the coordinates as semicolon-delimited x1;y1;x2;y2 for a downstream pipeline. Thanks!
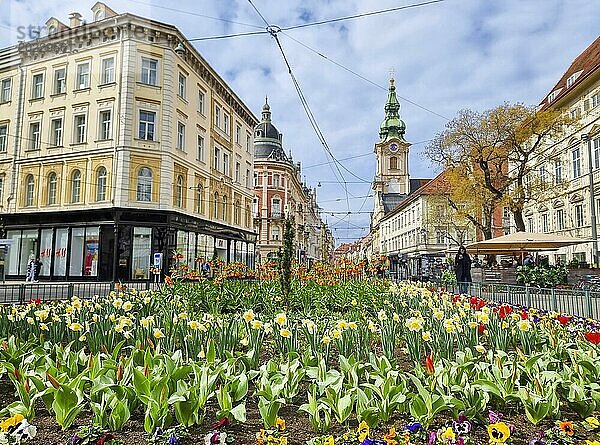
175;175;184;207
71;170;81;203
271;226;280;240
96;166;107;201
195;184;203;213
213;192;219;218
137;167;152;202
252;197;259;217
25;174;35;207
272;197;281;218
234;200;240;225
222;195;227;220
47;172;57;205
390;156;398;170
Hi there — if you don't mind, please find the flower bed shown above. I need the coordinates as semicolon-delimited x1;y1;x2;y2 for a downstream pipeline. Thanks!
0;273;599;444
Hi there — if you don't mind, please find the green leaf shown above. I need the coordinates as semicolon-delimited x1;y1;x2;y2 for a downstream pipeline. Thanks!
230;403;247;422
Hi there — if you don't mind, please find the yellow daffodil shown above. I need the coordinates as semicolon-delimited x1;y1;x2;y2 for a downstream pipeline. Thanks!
113;298;123;309
378;310;388;321
405;317;423;332
433;310;444;320
324;435;335;445
348;321;358;330
518;320;531;331
475;344;486;353
422;330;432;342
243;310;255;322
337;320;347;330
69;322;82;332
322;335;331;345
153;328;165;339
40;323;48;331
276;417;285;431
240;337;249;346
275;313;287;326
251;320;263;330
280;328;291;338
188;320;200;330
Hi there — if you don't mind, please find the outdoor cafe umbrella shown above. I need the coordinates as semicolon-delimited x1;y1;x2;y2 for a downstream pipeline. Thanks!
466;232;591;255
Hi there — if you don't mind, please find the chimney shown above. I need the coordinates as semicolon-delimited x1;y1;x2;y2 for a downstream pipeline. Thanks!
69;12;82;28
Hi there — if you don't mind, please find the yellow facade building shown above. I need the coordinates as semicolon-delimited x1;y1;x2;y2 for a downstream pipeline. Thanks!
0;3;257;281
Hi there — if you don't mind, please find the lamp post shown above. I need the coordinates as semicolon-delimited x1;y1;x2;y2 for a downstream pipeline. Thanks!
583;133;598;266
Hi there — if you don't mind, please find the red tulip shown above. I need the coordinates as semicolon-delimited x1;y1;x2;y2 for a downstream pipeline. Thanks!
584;332;600;345
425;354;435;375
478;323;486;335
557;316;571;326
520;311;529;320
498;305;512;320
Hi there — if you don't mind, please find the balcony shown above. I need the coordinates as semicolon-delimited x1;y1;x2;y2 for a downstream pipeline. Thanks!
270;210;283;219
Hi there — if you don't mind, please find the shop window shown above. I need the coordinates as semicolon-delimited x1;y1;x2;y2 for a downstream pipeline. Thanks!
39;229;53;276
132;227;151;280
54;228;68;276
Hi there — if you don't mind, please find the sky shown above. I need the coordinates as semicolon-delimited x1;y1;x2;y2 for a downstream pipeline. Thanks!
1;0;599;244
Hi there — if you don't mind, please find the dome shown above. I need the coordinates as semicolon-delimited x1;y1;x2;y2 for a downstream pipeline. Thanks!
255;121;281;140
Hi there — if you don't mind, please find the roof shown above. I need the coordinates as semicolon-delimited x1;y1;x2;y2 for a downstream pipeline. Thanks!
540;36;600;110
381;171;448;222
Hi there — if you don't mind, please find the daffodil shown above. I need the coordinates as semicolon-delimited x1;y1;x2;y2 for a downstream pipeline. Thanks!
153;328;165;339
243;310;255;322
475;344;486;353
405;316;423;332
275;313;287;326
421;330;432;342
251;320;263;330
69;322;82;332
518;319;531;331
280;328;291;338
322;335;331;345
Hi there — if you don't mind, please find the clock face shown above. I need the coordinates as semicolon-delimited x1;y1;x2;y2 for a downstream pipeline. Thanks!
389;143;398;152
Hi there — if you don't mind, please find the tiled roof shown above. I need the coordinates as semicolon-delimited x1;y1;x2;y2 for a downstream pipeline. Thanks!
540;36;600;110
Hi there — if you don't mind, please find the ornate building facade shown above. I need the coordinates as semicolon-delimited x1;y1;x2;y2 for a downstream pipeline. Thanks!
0;3;257;281
252;100;331;264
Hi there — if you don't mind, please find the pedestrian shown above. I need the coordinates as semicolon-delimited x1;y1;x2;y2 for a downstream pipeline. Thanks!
33;258;42;282
25;259;34;282
202;260;211;277
454;245;472;295
524;253;535;267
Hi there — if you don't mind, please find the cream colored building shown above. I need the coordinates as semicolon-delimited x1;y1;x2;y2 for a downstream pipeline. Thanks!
0;3;257;281
520;37;600;266
379;172;477;279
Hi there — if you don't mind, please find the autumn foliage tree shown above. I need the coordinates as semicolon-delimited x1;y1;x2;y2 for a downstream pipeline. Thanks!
426;103;572;236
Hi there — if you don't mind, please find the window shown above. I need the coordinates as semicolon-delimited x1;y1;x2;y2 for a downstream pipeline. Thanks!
214;105;220;128
236;124;241;144
214;146;221;171
222;195;227;220
177;122;185;150
527;217;534;232
223;152;229;176
96;167;107;201
53;68;66;94
573;147;581;178
539;165;547;183
246;169;251;188
25;175;35;206
0;125;6;152
76;63;90;89
246;205;251;227
137;167;152;202
47;172;57;205
235;161;241;183
99;110;112;140
213;193;219;218
593;93;599;108
138;110;155;140
541;213;549;233
74;114;87;144
197;135;204;161
271;226;280;241
29;122;41;150
567;72;581;87
556;209;565;230
1;79;11;102
575;204;584;228
252;197;259;217
246;134;251;152
32;73;44;99
234;200;240;225
254;173;258;187
178;73;186;98
175;175;184;207
569;108;580;119
198;91;205;114
223;113;230;133
195;184;203;213
0;176;4;205
555;160;562;184
390;156;398;170
595;138;600;170
50;118;62;146
71;170;81;203
141;58;158;85
272;197;281;218
101;58;115;84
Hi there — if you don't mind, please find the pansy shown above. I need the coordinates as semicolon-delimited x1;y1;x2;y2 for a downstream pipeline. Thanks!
488;422;511;443
405;422;422;433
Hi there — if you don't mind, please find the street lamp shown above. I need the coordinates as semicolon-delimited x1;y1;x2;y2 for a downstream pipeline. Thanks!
582;133;598;266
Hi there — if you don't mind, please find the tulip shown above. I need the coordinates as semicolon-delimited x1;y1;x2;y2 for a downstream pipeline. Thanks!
425;354;435;375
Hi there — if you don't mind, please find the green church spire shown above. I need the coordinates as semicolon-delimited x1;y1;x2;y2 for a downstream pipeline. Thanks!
379;77;406;143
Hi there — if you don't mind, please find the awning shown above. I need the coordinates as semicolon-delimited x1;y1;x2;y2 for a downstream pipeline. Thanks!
466;232;591;254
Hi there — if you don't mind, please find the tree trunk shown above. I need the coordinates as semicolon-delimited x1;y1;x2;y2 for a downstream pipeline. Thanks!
513;209;526;232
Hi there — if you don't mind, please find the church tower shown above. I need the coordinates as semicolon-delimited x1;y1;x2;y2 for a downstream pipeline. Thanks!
372;77;411;228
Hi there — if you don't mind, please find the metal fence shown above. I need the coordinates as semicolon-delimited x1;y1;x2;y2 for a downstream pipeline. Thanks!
444;282;600;320
0;281;162;305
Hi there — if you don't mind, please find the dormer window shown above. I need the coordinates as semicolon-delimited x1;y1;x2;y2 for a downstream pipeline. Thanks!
48;25;56;34
566;70;583;88
94;10;105;21
547;89;561;103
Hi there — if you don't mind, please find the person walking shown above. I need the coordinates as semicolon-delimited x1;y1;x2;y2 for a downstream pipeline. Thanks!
25;259;34;282
33;258;42;282
454;245;472;295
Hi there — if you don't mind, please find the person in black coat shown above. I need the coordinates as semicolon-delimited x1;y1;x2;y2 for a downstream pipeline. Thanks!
454;245;472;294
